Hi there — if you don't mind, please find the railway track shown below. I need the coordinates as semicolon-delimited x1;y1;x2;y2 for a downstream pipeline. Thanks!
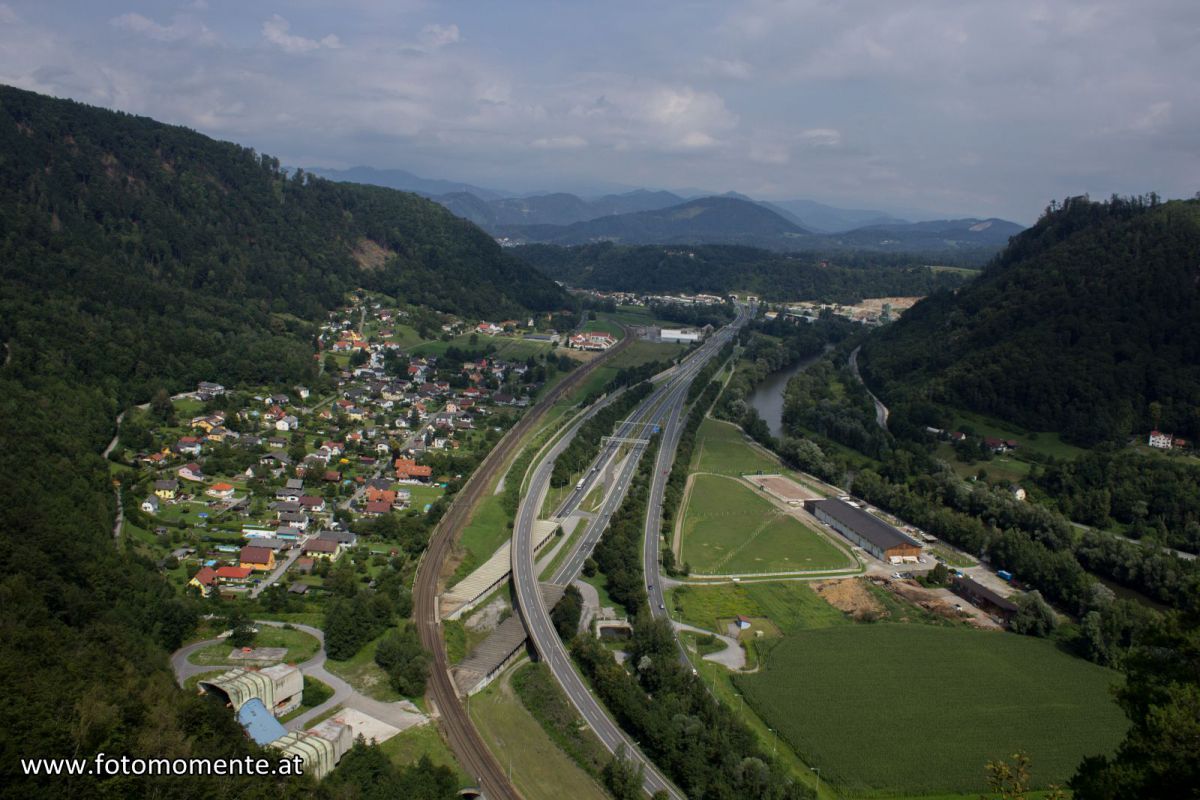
413;329;633;800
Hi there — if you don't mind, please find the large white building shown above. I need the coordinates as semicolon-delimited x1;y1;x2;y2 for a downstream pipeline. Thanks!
1148;430;1174;450
659;328;702;343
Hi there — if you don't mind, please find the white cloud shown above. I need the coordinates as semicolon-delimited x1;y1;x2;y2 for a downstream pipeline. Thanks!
531;135;587;149
262;15;341;54
701;57;752;79
420;23;460;49
110;12;214;44
0;4;17;25
678;131;716;149
798;128;842;147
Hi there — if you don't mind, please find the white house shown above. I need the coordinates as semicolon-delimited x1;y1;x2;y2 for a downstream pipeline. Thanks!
141;495;160;514
1148;430;1174;450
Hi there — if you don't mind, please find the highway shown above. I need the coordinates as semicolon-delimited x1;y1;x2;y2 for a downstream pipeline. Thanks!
510;304;750;799
413;330;632;800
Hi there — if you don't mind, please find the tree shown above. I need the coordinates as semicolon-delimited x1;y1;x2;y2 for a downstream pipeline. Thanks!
602;747;645;800
151;388;176;426
374;625;429;696
1010;590;1057;637
551;585;583;640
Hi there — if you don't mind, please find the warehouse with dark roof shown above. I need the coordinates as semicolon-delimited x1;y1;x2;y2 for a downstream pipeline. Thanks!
804;498;923;562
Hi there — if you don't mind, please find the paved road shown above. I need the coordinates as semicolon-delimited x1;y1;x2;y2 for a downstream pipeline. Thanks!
171;620;423;732
849;346;889;430
511;306;749;800
249;538;310;598
413;328;633;800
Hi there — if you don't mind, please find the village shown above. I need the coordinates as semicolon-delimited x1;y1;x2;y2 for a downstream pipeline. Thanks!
116;294;611;602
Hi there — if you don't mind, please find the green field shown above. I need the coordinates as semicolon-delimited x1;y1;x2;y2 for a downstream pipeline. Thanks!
188;625;321;666
581;317;624;337
607;339;687;370
671;580;848;635
948;408;1086;461
378;723;470;787
680;474;851;574
735;625;1128;796
690;417;782;475
470;664;608;800
324;635;404;702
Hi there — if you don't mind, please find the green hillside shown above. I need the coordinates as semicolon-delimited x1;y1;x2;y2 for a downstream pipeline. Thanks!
516;242;970;301
0;85;564;797
860;196;1200;445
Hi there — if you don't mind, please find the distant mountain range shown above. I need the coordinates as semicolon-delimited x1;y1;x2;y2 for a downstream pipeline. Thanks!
309;165;1025;255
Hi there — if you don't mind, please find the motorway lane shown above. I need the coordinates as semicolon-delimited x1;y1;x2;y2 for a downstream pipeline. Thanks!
510;307;749;800
413;330;633;800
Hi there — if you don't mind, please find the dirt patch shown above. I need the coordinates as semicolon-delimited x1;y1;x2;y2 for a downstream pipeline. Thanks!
814;578;884;620
352;238;396;271
465;597;509;633
745;474;820;504
877;578;993;627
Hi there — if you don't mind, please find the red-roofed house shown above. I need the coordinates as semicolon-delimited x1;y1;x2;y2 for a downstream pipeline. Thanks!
215;565;253;583
189;566;218;596
205;482;235;500
394;458;432;482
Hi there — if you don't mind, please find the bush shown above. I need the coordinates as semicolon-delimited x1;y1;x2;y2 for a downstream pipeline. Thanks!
301;676;333;708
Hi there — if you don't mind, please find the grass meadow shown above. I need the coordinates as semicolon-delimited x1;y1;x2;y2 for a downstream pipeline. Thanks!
680;474;850;574
735;625;1128;796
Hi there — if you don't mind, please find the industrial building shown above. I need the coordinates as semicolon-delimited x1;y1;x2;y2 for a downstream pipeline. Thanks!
804;498;923;563
951;575;1019;624
198;664;304;718
270;719;354;779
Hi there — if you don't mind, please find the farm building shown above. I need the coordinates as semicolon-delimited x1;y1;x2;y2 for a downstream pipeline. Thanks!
951;575;1019;624
804;498;923;563
198;664;304;718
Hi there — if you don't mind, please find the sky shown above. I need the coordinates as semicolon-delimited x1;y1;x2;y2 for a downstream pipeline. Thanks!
0;1;1197;222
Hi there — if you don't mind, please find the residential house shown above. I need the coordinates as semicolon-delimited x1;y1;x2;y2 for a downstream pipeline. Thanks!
278;511;310;531
215;565;253;584
301;538;341;560
153;480;178;500
141;495;160;514
189;566;218;596
318;529;357;547
175;436;203;456
298;495;327;513
239;546;276;572
178;462;205;482
394;458;432;482
206;482;235;500
197;381;226;395
1149;430;1174;450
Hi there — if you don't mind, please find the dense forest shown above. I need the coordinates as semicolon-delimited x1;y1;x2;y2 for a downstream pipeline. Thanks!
860;195;1200;445
515;242;971;302
0;85;563;796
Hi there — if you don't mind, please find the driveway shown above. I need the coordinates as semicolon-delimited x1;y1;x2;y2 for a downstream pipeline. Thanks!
673;621;746;670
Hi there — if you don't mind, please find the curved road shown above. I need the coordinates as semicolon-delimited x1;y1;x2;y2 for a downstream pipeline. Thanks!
848;346;889;430
511;306;749;800
414;329;633;800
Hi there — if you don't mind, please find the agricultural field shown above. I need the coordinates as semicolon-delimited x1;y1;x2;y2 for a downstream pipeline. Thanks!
607;339;687;370
690;417;782;476
735;625;1128;796
679;474;851;574
670;580;848;636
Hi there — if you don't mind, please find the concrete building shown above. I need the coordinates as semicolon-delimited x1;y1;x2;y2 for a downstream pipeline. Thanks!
198;664;303;718
805;498;923;563
659;328;703;343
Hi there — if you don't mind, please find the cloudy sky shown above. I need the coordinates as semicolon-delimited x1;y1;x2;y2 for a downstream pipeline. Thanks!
0;1;1196;221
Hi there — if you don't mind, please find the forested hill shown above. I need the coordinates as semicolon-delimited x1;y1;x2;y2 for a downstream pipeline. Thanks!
0;84;564;395
0;84;558;797
860;195;1200;445
515;242;971;302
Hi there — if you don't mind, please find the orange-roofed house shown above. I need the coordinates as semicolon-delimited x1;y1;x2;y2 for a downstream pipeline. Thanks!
215;565;253;583
366;488;398;506
239;546;276;572
205;482;235;500
394;458;432;482
189;566;219;596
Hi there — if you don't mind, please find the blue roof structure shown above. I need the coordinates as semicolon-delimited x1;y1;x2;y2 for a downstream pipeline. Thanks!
237;698;287;745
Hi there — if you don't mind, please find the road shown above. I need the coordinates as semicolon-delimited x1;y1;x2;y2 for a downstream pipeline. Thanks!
413;328;633;800
510;305;749;800
170;620;423;732
848;346;889;430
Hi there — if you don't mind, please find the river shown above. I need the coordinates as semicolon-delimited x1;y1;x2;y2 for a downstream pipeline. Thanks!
745;346;831;438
